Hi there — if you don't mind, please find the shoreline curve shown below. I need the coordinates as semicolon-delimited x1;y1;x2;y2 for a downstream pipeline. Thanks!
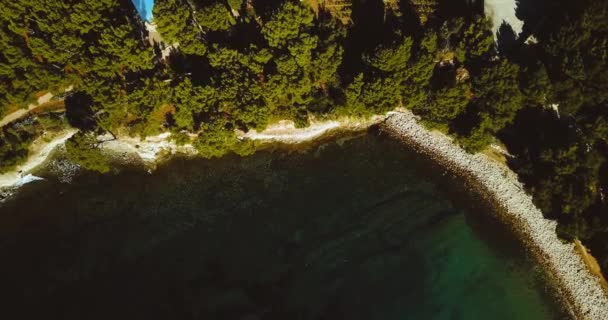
382;110;608;320
3;108;608;319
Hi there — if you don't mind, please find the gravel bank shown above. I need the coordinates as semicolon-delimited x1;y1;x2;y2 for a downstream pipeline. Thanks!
382;110;608;320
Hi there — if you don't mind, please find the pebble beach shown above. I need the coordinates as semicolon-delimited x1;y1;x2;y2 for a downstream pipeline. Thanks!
383;110;608;320
2;107;607;319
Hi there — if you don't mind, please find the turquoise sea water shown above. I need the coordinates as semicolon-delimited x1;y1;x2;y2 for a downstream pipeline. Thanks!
131;0;154;21
0;132;566;319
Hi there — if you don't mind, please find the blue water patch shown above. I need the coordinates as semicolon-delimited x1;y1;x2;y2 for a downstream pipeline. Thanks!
131;0;154;21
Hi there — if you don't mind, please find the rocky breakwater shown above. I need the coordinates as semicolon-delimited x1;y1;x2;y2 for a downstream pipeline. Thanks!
382;110;608;320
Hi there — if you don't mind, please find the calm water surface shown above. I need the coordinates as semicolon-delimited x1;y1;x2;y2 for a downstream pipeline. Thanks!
0;131;567;319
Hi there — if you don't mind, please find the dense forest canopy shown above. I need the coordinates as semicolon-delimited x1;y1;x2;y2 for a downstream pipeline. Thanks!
1;0;608;274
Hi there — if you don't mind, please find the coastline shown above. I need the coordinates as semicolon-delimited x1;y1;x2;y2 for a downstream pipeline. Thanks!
99;114;384;167
2;108;607;318
0;129;76;191
0;114;383;192
382;110;608;320
239;114;386;144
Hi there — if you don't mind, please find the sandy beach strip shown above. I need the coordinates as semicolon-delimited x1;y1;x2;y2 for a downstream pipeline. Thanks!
382;110;608;320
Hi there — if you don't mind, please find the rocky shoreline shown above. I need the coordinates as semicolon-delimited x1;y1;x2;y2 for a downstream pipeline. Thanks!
0;114;383;198
0;129;76;192
382;110;608;320
3;108;608;318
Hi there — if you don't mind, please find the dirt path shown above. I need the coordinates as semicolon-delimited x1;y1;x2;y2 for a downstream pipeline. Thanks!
0;93;55;128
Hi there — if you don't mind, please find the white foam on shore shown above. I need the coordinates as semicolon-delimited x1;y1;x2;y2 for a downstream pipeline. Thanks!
383;110;608;320
13;174;45;187
0;130;76;190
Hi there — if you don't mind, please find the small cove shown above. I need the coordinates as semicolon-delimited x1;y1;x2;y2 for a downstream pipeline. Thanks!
0;130;567;319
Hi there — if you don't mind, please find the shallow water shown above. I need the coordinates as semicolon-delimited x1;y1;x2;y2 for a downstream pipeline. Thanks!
0;131;566;319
